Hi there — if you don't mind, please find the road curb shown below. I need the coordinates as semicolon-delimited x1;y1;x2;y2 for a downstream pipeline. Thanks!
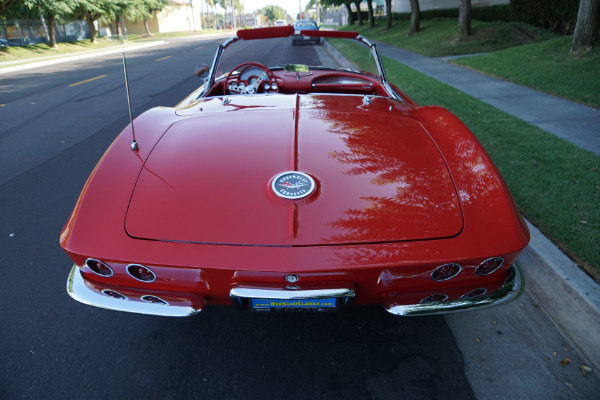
519;220;600;368
0;41;165;75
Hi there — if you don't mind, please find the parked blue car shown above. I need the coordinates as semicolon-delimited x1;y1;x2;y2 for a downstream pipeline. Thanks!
292;20;321;45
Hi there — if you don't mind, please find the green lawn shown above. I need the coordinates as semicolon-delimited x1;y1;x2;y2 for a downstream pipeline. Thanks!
331;40;600;281
341;18;556;57
0;37;125;63
452;36;600;108
0;29;232;66
341;18;599;109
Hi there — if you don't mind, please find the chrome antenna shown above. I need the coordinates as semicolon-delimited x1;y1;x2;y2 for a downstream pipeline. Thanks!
122;52;139;150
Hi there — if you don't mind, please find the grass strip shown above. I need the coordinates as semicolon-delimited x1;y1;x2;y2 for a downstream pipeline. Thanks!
340;18;599;108
340;18;555;57
333;40;600;280
0;37;125;63
0;29;232;66
452;36;600;108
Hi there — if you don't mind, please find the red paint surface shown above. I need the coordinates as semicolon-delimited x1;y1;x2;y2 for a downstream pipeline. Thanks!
61;63;529;309
125;95;462;245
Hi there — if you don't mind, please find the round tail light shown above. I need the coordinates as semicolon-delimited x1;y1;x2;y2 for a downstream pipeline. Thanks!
476;257;504;276
141;295;168;305
461;288;487;299
85;258;113;277
420;294;449;304
101;289;127;300
431;263;462;281
126;264;156;282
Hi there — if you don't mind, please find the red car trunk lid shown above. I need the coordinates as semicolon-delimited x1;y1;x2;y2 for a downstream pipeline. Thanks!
125;95;463;246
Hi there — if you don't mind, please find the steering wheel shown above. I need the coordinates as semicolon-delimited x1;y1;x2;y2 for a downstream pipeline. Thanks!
224;62;279;95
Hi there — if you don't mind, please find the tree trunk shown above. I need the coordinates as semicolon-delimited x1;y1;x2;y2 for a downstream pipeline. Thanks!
84;10;97;44
344;2;354;25
115;17;123;42
231;0;236;30
143;18;152;36
408;0;420;35
46;12;57;49
458;0;471;39
571;0;600;53
366;0;374;29
354;0;363;26
385;0;392;30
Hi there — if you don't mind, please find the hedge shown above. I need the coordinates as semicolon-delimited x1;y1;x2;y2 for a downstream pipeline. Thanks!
510;0;579;33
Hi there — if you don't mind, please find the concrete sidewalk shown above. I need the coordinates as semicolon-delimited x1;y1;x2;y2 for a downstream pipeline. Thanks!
375;42;600;156
374;42;600;369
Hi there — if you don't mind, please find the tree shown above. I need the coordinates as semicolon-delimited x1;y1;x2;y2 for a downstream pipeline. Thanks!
140;0;169;36
206;0;215;29
366;0;374;29
0;0;18;14
323;0;355;25
73;0;112;44
457;0;471;39
22;0;77;48
571;0;600;53
100;0;146;42
384;0;392;30
258;4;286;24
407;0;420;36
353;0;362;26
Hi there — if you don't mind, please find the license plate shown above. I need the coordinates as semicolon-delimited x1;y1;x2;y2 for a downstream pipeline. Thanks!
251;298;337;310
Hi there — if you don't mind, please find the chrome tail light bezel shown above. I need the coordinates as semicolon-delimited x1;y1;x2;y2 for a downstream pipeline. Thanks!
420;293;449;304
85;258;114;277
126;264;157;282
140;295;169;305
430;263;462;281
101;289;128;300
476;257;504;276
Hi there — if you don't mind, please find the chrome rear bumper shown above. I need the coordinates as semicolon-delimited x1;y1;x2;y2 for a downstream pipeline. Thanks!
67;265;202;317
67;263;523;317
384;264;524;316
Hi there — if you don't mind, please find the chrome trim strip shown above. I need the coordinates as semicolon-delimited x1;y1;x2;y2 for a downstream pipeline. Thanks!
66;265;201;317
230;287;355;300
202;36;239;98
385;264;524;317
354;36;403;101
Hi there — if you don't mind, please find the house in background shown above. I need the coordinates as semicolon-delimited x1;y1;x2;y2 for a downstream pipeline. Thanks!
101;0;200;37
391;0;509;12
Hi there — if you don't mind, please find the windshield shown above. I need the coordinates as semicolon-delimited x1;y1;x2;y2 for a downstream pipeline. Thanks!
214;35;381;81
295;21;318;29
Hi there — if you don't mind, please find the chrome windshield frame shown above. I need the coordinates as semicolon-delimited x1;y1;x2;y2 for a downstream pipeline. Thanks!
200;31;400;101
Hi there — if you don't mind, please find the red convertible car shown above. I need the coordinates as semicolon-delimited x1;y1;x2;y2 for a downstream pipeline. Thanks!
61;27;529;317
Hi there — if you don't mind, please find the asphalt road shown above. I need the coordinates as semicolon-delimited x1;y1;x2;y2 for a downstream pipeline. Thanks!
0;36;476;400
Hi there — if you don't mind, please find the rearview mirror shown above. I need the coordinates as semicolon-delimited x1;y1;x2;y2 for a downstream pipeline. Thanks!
194;64;210;80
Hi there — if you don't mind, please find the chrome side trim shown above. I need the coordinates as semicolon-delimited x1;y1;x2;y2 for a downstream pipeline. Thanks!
66;265;201;317
230;287;355;300
385;264;524;317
